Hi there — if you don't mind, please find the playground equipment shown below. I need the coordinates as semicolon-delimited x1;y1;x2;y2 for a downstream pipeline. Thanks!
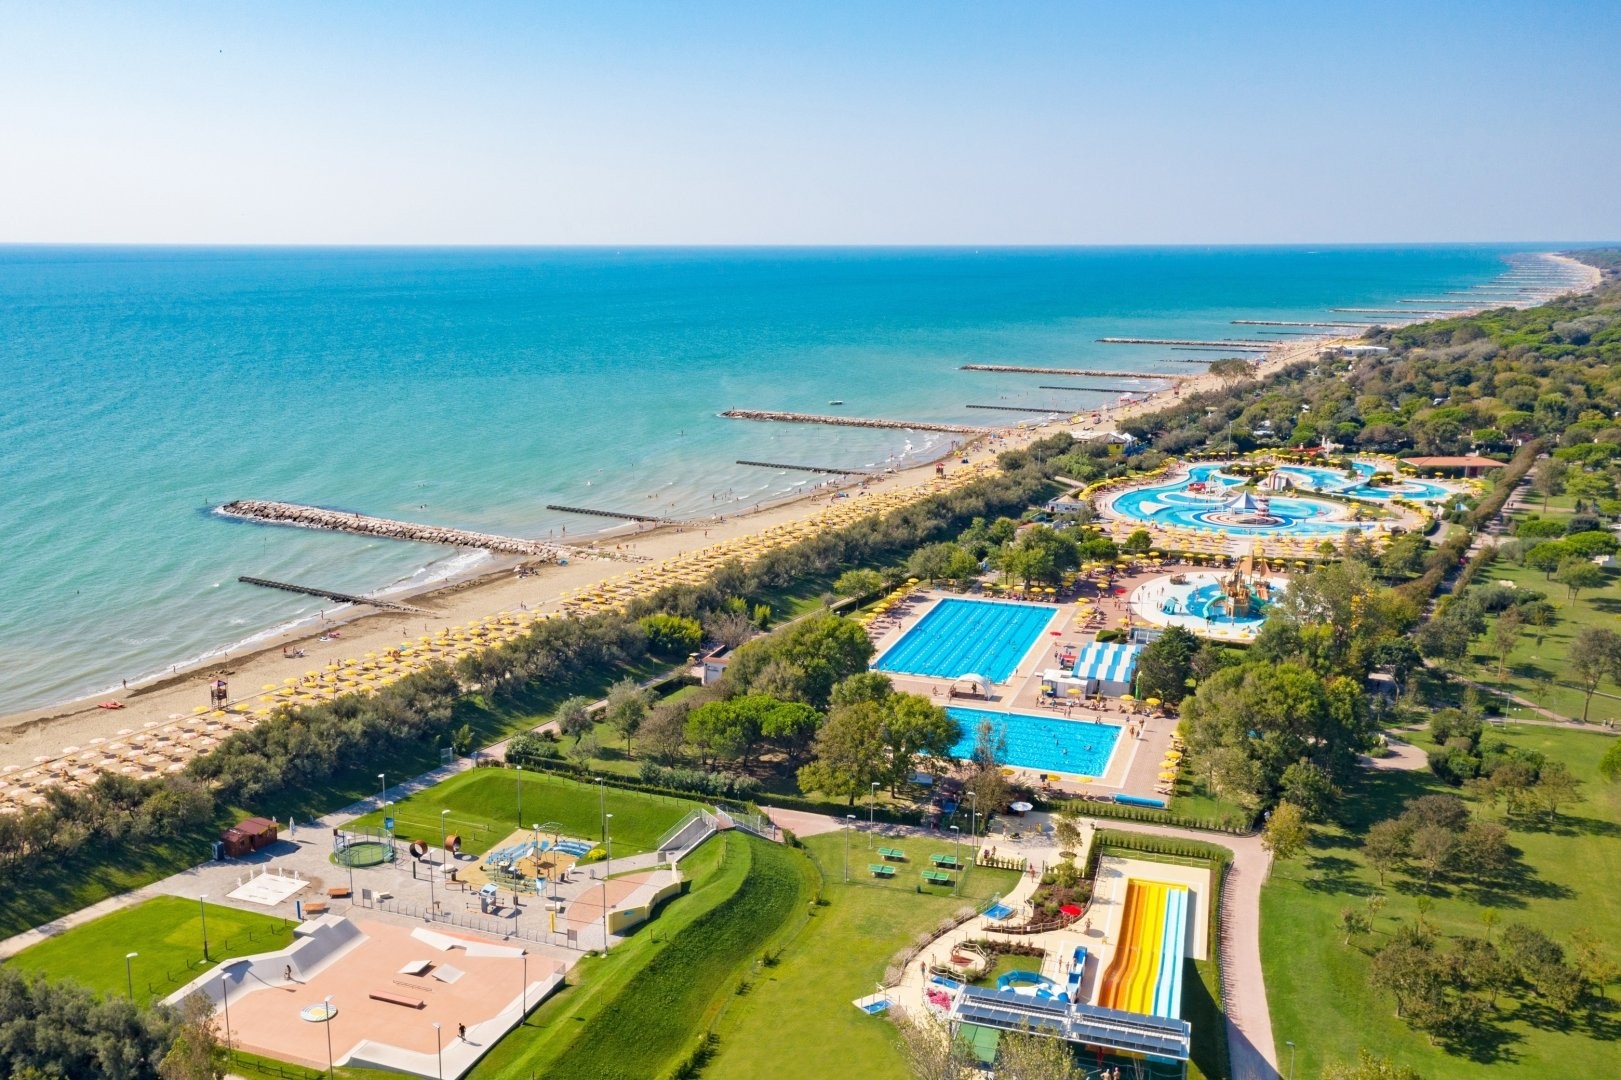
478;824;599;893
333;827;396;868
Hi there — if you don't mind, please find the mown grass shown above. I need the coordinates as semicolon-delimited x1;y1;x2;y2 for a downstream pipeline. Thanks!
5;896;295;1004
343;768;696;858
471;831;814;1079
702;832;1022;1080
1262;725;1621;1079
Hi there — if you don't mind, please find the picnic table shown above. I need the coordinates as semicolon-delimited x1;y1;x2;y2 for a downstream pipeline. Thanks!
878;847;907;861
922;869;953;885
869;864;896;878
930;854;963;869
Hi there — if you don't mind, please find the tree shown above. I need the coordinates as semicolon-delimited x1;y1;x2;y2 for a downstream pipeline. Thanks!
906;543;963;583
640;699;690;763
1208;357;1254;387
1568;626;1621;723
555;695;596;742
1554;557;1606;605
1599;741;1621;781
1052;813;1082;855
1132;626;1199;704
1409;824;1458;886
721;613;874;708
994;1028;1083;1080
1523;540;1572;578
1531;456;1568;511
759;698;820;764
833;568;884;598
605;677;651;755
1363;818;1407;886
1262;801;1309;864
1122;528;1153;554
895;1014;977;1080
566;730;600;768
685;695;781;765
1530;761;1582;820
1340;906;1373;946
159;991;226;1080
1489;606;1524;682
638;613;703;655
881;694;961;792
1570;927;1620;999
1279;760;1338;821
797;700;889;804
1321;1049;1422;1080
830;671;894;709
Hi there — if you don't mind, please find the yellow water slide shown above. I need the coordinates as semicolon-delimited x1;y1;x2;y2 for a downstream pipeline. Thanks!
1098;879;1173;1013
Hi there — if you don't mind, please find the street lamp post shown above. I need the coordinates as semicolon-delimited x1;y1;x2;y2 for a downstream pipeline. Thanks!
220;971;232;1068
967;791;979;860
596;776;606;841
124;952;137;1000
440;808;451;865
950;825;960;884
1286;1040;1296;1080
869;782;879;846
323;996;336;1080
843;814;855;882
601;814;614;954
377;772;386;808
199;895;210;961
433;1021;443;1080
515;763;524;826
521;953;529;1018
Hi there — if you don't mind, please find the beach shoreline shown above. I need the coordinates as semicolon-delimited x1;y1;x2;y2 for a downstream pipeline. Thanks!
1;252;1597;769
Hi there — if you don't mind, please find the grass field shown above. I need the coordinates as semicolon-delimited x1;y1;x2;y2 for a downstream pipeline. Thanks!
1262;725;1621;1078
834;829;1013;900
701;831;1023;1080
471;830;814;1079
5;896;295;1004
343;768;696;858
1466;554;1621;725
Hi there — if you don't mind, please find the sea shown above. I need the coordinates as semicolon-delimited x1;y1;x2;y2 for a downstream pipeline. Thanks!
0;244;1587;714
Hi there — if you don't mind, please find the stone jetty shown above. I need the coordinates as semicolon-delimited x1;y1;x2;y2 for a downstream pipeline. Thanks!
719;410;991;434
959;364;1179;380
1096;337;1272;350
218;500;604;561
736;459;874;475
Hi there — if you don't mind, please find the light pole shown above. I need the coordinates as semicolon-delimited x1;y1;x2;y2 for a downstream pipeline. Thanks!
869;782;879;846
323;995;336;1080
967;792;979;860
843;814;855;882
124;951;137;1000
601;813;614;954
1286;1040;1296;1080
950;825;961;891
220;970;232;1068
440;808;451;865
521;952;529;1019
596;776;606;841
432;1021;443;1079
377;772;386;808
515;764;523;827
199;895;210;961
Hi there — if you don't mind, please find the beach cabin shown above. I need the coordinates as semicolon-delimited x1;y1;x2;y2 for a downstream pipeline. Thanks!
221;816;278;858
693;645;736;687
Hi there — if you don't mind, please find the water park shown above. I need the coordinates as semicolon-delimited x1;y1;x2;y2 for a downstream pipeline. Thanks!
1128;548;1291;641
873;597;1058;683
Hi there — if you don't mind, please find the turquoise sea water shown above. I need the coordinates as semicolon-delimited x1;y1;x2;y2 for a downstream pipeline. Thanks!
0;245;1570;711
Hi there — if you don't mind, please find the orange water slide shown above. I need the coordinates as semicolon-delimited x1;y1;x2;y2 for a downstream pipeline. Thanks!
1098;880;1145;1008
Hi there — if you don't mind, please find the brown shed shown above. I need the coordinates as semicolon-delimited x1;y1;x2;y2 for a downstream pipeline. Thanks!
220;816;279;857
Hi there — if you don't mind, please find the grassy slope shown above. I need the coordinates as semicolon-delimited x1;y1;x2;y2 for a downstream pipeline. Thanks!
702;832;1022;1080
343;768;696;857
472;831;814;1080
5;897;295;1002
1262;726;1621;1078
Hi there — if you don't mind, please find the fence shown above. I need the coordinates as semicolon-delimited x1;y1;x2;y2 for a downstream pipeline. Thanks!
135;917;298;1006
372;896;590;950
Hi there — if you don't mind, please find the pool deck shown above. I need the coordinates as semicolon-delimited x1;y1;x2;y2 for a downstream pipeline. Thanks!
868;585;1177;803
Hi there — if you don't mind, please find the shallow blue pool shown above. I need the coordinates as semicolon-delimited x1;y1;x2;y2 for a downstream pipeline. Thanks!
946;707;1123;776
874;599;1055;683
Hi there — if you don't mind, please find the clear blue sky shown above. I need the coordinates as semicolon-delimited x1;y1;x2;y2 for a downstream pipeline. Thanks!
2;1;1617;244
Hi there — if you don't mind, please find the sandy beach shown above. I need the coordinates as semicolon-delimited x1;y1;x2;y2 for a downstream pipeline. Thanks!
2;253;1596;772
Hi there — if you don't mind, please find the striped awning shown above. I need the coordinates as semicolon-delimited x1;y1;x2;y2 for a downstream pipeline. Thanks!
1071;641;1142;684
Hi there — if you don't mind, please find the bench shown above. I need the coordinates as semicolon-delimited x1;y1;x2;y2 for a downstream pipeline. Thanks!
878;847;906;861
922;870;952;885
868;864;896;878
368;991;424;1009
326;886;352;898
303;901;328;916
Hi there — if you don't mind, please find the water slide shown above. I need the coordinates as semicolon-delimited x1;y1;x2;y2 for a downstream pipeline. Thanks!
1097;879;1189;1019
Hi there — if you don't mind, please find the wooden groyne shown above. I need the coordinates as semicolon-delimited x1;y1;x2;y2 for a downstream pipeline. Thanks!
719;409;991;434
1331;307;1456;315
1036;383;1148;393
1231;320;1374;328
1398;298;1478;305
736;460;873;475
964;403;1070;413
960;365;1179;380
238;576;423;613
545;504;671;524
1096;337;1272;349
217;500;596;561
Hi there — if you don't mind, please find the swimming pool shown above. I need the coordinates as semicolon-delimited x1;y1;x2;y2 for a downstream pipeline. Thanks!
874;599;1055;683
947;707;1123;776
1274;463;1452;503
1110;466;1354;536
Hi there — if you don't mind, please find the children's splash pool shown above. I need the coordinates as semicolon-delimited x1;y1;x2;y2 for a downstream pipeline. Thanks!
1131;571;1289;637
947;707;1122;777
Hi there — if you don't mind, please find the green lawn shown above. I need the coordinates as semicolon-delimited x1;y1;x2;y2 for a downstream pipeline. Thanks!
471;831;814;1079
5;896;295;1005
343;768;696;858
1262;725;1621;1078
1466;555;1621;725
702;832;1023;1080
833;829;1013;901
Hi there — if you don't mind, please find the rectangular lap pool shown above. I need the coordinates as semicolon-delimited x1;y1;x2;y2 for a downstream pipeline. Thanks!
873;598;1056;683
946;707;1123;777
